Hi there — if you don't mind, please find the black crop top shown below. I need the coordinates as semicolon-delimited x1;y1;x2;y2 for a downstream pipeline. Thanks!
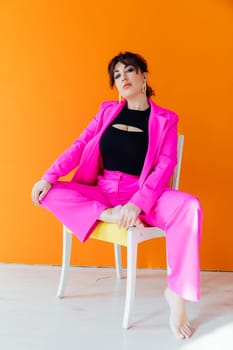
99;105;151;175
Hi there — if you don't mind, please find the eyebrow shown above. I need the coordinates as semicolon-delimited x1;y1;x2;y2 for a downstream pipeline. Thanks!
114;64;132;73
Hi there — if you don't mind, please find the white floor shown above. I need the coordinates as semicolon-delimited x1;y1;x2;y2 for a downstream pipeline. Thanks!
0;264;232;350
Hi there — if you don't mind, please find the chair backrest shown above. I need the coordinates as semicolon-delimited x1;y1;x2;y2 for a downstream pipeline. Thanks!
171;134;184;190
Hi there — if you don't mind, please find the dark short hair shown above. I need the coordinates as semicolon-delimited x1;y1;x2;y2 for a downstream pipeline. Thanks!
108;51;155;98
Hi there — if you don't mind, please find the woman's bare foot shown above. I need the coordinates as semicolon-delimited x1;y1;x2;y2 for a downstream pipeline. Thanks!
99;206;122;223
99;206;144;227
165;287;192;339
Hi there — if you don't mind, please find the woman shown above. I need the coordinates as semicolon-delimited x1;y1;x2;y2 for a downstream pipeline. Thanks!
31;51;203;339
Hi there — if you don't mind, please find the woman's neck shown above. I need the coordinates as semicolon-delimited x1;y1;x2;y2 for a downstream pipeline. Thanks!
126;96;150;111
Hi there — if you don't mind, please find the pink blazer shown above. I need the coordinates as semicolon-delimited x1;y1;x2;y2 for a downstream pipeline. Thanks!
42;99;178;214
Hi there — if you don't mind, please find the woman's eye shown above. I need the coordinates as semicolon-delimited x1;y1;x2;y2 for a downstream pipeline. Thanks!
114;74;120;80
126;67;135;73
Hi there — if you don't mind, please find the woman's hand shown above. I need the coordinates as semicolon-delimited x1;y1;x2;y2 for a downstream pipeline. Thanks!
118;203;142;229
31;180;52;206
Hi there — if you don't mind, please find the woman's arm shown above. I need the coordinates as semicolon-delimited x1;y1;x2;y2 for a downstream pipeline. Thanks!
41;107;105;184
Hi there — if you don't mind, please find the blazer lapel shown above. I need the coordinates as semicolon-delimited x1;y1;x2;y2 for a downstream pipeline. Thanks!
139;100;169;185
98;100;127;133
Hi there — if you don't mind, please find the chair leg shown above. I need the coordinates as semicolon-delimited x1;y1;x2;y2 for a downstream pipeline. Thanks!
122;229;138;329
114;244;123;279
56;226;72;298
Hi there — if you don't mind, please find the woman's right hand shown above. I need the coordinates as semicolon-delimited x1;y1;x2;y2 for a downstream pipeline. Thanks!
31;180;52;206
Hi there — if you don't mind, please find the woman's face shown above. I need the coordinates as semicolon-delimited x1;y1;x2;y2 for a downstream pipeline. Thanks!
113;62;147;100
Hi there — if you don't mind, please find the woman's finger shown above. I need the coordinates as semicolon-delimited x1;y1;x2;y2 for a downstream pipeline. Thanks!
32;192;39;206
122;212;134;228
31;188;38;205
126;215;133;229
39;189;46;201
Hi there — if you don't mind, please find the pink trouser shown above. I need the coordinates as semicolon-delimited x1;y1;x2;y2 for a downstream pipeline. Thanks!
41;170;203;301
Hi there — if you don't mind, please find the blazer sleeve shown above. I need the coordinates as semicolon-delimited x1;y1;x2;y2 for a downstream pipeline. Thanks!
41;106;104;184
129;114;178;214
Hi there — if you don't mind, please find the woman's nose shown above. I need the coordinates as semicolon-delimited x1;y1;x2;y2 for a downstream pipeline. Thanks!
121;73;127;81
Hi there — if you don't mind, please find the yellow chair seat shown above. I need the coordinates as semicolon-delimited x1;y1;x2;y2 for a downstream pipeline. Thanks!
66;222;128;246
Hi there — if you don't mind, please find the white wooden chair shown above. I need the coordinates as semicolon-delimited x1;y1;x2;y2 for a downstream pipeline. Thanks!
56;135;184;329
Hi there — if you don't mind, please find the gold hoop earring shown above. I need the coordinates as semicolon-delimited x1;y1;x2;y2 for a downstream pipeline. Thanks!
142;81;147;94
118;92;122;103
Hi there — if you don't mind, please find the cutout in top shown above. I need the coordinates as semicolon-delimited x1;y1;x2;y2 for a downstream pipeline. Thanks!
112;124;143;132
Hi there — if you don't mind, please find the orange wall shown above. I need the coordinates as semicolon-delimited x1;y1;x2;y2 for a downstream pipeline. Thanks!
0;0;232;270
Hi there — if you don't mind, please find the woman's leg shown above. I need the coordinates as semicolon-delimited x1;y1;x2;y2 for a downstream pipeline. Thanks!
141;189;203;338
40;172;140;242
40;181;111;242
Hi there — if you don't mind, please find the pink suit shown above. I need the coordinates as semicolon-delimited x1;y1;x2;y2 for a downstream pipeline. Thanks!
40;99;203;301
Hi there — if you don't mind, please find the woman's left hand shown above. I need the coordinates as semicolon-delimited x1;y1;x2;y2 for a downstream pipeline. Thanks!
118;203;141;229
